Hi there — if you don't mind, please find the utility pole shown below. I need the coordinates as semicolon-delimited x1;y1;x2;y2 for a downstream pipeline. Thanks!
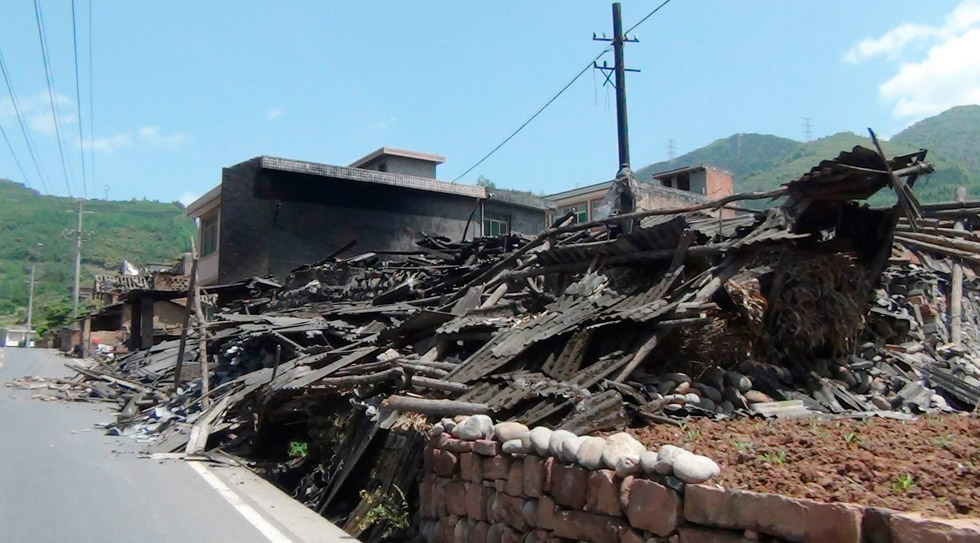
594;3;639;175
66;200;94;319
26;263;36;346
103;184;109;201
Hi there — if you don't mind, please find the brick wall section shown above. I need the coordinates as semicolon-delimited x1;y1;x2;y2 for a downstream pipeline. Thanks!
419;437;980;543
218;158;274;283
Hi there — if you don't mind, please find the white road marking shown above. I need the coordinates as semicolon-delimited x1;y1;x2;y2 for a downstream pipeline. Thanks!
187;461;294;543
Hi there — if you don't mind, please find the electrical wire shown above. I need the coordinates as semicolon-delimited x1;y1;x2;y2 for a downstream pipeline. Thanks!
87;0;95;193
0;46;51;194
0;121;32;189
450;0;676;183
34;0;75;198
71;0;88;198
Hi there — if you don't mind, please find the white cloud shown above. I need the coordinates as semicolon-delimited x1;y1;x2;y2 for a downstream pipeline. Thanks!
880;29;980;117
137;125;186;149
82;132;134;155
178;191;201;206
845;0;980;63
845;1;980;118
0;91;75;135
82;125;185;155
266;106;283;121
370;117;397;131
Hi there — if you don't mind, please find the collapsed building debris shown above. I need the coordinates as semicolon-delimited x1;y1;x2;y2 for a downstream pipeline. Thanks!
17;145;980;540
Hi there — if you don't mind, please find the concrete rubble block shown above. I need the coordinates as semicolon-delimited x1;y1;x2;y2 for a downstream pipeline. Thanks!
524;455;545;497
553;509;628;543
458;415;495;441
619;475;635;512
475;439;502;456
494;422;530;443
434;449;460;478
602;432;647;470
507;459;525;496
466;482;494;521
585;469;623;517
462;452;485;483
485;454;513;480
469;521;490;543
889;513;980;543
537;495;557;531
677;525;754;543
448;438;478;454
625;478;682;537
551;462;590;510
447;481;469;516
576;436;607;470
620;527;646;543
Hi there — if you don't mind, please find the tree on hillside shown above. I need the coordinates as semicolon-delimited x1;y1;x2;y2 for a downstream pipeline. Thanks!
476;176;497;189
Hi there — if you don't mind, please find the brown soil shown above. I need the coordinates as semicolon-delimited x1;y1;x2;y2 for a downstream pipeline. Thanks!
626;414;980;518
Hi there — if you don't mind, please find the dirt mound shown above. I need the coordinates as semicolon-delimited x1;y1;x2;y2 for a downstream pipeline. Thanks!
628;414;980;518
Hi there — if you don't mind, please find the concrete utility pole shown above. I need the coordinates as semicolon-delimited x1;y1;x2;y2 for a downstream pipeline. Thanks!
593;2;639;174
26;263;36;345
951;186;968;345
67;200;94;319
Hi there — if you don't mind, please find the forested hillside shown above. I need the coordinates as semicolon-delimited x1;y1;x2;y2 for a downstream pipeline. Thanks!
0;179;195;334
635;106;980;207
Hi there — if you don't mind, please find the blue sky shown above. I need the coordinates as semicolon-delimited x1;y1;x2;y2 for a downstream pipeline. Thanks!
2;1;979;204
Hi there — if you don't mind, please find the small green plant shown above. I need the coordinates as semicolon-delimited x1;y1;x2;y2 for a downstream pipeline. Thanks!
761;450;787;465
288;440;308;458
732;438;753;451
843;432;859;445
891;473;916;493
934;434;954;447
357;484;410;539
685;429;702;441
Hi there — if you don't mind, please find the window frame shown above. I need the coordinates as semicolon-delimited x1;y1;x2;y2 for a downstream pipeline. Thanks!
201;212;219;256
483;210;511;237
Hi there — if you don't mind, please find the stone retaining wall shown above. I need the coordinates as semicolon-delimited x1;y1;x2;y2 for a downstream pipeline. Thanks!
418;432;980;543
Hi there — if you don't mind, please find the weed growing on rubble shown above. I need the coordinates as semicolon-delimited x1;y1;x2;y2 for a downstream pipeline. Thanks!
843;432;859;445
288;441;309;458
934;434;954;447
891;473;916;493
685;429;702;442
732;438;753;451
357;485;410;539
761;451;787;465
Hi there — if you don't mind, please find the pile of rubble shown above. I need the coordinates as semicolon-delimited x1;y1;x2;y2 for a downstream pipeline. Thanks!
22;145;980;540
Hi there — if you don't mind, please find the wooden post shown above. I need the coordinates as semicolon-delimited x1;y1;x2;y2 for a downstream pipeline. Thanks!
951;187;967;345
172;251;199;394
193;261;209;406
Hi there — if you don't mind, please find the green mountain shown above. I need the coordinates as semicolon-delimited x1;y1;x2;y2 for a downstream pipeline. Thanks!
0;179;195;334
891;105;980;178
635;106;980;206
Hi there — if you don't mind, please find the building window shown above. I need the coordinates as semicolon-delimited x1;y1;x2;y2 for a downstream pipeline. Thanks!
660;177;671;188
484;211;511;236
377;162;387;172
677;173;691;191
560;203;588;224
202;213;218;256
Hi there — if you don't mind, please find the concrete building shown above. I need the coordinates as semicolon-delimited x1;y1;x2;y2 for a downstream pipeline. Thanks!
186;148;551;285
1;325;34;347
545;165;735;224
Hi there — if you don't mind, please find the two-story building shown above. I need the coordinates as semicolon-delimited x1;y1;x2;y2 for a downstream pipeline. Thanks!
186;148;552;285
545;165;735;224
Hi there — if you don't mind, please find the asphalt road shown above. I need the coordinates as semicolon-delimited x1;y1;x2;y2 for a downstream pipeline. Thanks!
0;347;355;543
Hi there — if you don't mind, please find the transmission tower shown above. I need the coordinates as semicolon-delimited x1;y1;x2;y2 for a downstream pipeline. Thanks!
802;117;813;141
666;138;677;160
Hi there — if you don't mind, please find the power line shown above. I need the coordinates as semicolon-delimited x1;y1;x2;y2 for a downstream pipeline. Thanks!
0;121;32;188
71;0;88;198
87;0;95;192
451;0;675;183
34;0;75;198
0;46;51;194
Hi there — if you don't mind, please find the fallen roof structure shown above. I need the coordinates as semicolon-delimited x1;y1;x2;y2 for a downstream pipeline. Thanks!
20;145;980;541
